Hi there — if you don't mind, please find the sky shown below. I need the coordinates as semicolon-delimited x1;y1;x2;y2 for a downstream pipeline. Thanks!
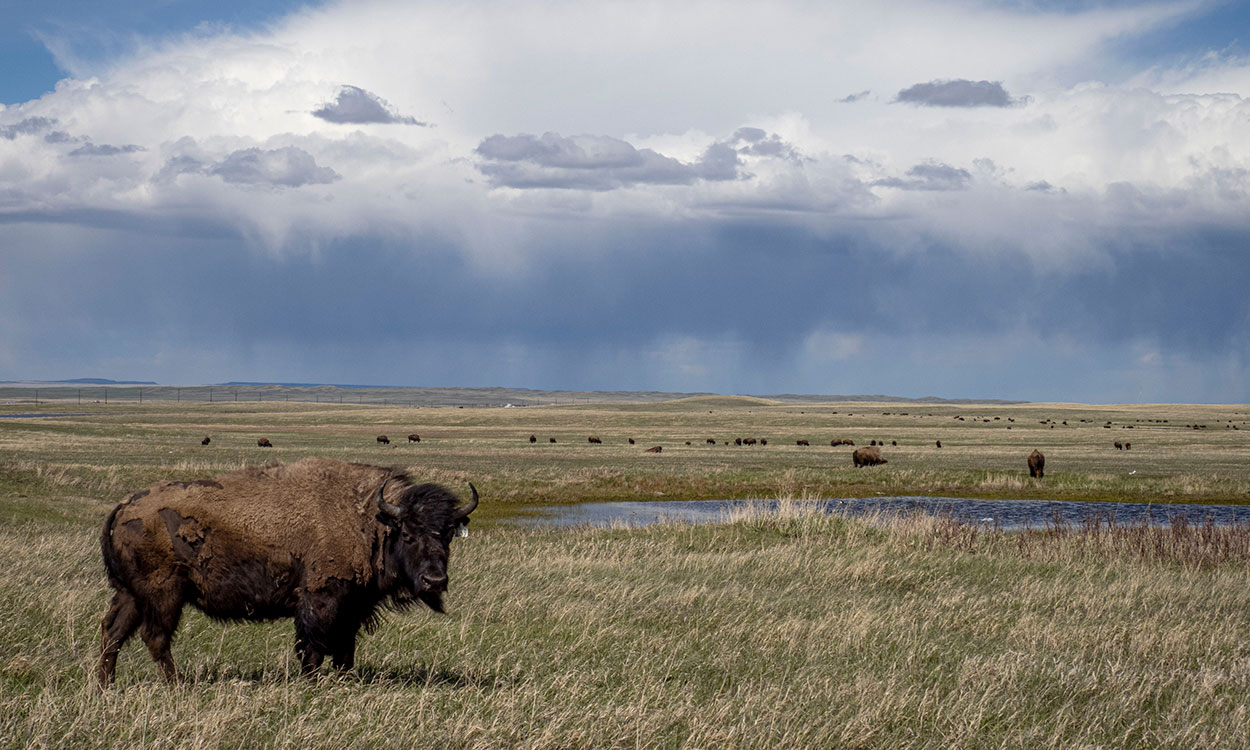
1;0;1248;402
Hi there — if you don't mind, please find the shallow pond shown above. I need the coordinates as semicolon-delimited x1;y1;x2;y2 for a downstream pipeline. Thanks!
516;496;1250;531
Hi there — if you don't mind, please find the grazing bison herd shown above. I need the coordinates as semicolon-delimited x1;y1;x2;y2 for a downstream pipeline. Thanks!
98;406;1193;686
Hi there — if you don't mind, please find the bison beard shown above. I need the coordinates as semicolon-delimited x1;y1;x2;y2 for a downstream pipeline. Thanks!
95;458;477;687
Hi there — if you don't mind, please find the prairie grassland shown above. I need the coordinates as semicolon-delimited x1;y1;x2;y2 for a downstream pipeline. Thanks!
3;397;1250;747
5;502;1250;748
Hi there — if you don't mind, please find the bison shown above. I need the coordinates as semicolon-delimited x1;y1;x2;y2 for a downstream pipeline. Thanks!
1028;449;1045;478
377;435;390;445
200;437;210;446
796;439;810;446
549;437;557;443
1125;442;1131;451
759;439;767;446
628;438;636;445
853;446;887;467
408;434;421;443
529;435;536;443
257;438;272;448
95;458;478;687
706;438;716;445
644;446;662;453
588;436;602;444
1114;441;1123;450
935;440;942;448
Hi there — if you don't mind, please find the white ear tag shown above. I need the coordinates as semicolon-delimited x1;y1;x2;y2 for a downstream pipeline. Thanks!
456;524;469;538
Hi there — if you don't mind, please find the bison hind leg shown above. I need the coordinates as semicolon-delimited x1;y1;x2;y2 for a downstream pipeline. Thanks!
137;590;186;683
97;589;141;688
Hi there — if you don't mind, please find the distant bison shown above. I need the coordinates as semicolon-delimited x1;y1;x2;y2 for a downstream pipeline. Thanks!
935;440;942;448
377;435;390;445
95;457;478;686
549;438;557;444
796;439;810;446
408;434;421;443
759;438;767;446
1125;442;1131;451
1028;449;1045;478
644;446;662;453
1114;441;1123;450
743;438;757;445
588;436;602;444
200;437;210;446
257;438;272;448
706;438;716;445
853;446;887;467
529;435;536;443
628;438;635;445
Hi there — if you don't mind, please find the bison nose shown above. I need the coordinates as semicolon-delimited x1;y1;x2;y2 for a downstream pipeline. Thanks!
420;572;448;592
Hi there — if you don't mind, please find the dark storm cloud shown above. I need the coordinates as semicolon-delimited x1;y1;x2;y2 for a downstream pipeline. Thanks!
475;132;743;190
873;162;971;191
68;142;145;157
7;216;1248;400
312;85;428;126
0;116;56;139
210;147;340;187
896;79;1016;107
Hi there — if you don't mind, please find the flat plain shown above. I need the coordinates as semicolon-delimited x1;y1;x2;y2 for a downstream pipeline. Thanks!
3;395;1250;747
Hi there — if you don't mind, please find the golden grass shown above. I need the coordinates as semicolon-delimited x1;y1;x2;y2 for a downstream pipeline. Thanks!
3;398;1250;746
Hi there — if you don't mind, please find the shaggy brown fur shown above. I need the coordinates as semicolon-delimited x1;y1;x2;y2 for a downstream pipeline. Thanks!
408;434;421;443
96;458;478;687
1028;449;1045;478
853;446;887;467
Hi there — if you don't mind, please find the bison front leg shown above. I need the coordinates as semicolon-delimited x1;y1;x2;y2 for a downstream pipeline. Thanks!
330;625;360;671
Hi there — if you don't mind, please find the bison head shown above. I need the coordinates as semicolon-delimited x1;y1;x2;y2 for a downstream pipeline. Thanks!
375;479;478;613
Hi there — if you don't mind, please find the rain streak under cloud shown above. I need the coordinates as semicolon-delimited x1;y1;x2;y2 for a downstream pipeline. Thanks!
0;0;1248;402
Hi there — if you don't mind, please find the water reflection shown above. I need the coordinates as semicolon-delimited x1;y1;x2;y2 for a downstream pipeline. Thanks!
517;496;1250;531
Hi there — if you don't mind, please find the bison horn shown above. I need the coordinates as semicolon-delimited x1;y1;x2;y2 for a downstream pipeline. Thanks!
461;483;479;516
376;478;403;518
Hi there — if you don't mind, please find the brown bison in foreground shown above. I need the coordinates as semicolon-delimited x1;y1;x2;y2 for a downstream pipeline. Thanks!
96;458;478;687
1028;449;1045;478
853;446;887;467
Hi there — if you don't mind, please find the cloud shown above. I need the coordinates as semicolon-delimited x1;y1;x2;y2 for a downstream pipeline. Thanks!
68;142;145;157
475;132;743;190
838;90;871;104
896;79;1016;107
0;117;56;139
873;162;971;191
209;147;340;187
311;85;428;126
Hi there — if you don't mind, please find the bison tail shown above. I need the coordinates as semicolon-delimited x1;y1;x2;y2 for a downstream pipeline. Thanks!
99;504;127;589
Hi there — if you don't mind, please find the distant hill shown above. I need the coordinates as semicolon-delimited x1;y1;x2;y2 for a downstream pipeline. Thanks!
0;378;158;386
0;379;1026;405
